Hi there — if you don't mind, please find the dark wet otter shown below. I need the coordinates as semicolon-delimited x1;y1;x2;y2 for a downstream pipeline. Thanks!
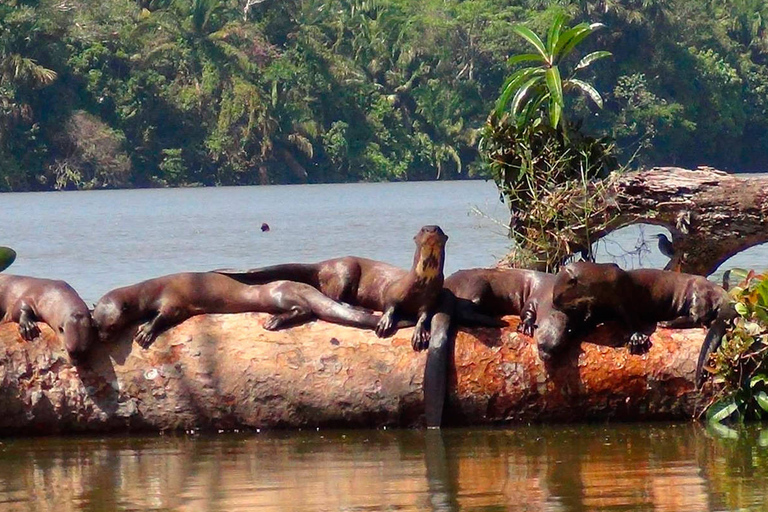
216;225;448;351
551;262;734;384
92;272;413;348
0;274;94;358
424;268;574;427
442;268;570;345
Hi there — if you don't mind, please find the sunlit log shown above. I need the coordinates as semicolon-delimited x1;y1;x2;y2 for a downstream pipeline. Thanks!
586;167;768;275
0;313;712;433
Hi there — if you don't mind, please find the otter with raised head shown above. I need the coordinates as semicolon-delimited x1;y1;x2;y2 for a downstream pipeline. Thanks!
216;225;448;351
551;262;735;385
92;272;413;348
0;274;94;358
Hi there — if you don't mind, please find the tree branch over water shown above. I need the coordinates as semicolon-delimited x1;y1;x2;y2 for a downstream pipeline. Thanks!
579;167;768;276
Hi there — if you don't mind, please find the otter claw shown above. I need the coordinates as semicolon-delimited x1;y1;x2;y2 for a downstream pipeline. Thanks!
375;315;395;338
134;324;156;349
19;322;41;341
411;329;430;352
263;316;283;331
517;320;536;337
628;332;652;355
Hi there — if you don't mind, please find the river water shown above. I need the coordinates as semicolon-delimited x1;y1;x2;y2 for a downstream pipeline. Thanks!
0;179;767;511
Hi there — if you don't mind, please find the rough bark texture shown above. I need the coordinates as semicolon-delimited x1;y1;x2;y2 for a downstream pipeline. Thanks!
597;167;768;275
0;313;712;434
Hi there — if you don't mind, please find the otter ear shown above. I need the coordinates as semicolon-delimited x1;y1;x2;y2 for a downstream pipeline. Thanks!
564;266;578;285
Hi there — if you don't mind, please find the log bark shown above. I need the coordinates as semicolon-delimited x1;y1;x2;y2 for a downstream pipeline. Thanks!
0;313;712;434
582;167;768;275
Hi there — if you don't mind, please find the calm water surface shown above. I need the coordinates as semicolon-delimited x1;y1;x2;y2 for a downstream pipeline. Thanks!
1;180;767;511
1;425;767;511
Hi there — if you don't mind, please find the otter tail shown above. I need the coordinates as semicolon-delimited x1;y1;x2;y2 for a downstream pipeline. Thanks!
215;264;319;286
307;290;413;330
695;302;738;389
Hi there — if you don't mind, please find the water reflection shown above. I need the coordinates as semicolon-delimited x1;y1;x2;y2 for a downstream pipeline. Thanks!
0;424;767;511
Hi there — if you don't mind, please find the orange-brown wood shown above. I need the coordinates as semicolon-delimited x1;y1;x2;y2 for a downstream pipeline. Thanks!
0;313;711;433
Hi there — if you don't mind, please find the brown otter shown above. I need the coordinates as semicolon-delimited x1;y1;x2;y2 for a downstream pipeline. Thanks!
551;262;735;385
216;225;448;351
424;268;575;427
92;272;413;348
442;268;569;343
0;274;94;358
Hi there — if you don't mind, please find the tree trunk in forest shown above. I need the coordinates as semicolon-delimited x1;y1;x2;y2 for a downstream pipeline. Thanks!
559;167;768;276
0;313;712;434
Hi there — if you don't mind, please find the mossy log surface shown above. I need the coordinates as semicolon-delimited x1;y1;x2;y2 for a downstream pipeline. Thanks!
0;314;712;434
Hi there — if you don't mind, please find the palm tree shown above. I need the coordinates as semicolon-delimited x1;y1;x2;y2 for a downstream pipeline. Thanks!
495;12;610;131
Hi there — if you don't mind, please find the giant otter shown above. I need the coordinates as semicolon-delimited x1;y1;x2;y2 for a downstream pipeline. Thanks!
216;225;448;351
551;262;735;385
424;268;575;427
92;272;412;348
0;274;94;358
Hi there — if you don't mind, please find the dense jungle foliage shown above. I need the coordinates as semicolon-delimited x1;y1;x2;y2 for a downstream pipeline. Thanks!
1;0;767;190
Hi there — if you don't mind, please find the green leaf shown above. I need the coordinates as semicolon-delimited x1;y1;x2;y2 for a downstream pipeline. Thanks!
728;268;751;283
707;395;739;424
545;66;563;127
756;391;768;413
735;302;749;317
574;50;612;72
549;98;562;129
512;25;549;62
495;68;545;116
753;374;768;389
557;23;600;62
511;76;545;118
567;79;604;108
507;53;545;67
553;23;590;59
546;12;567;55
0;247;16;272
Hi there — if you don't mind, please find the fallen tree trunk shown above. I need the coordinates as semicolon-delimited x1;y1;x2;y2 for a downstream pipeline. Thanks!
503;167;768;275
602;167;768;275
0;314;712;434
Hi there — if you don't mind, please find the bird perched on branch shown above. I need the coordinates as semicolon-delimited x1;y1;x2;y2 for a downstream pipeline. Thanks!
653;233;674;258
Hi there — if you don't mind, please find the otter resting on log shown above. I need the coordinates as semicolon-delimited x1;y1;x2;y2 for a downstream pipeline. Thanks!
216;225;448;351
0;313;712;434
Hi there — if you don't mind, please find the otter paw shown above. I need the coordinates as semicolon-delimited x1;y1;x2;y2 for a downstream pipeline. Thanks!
628;332;652;355
134;324;156;349
411;329;430;352
517;319;536;337
375;316;395;338
263;315;284;331
18;322;41;341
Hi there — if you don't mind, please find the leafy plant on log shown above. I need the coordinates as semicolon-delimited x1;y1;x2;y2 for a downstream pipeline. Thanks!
705;270;768;426
0;247;15;272
480;13;617;271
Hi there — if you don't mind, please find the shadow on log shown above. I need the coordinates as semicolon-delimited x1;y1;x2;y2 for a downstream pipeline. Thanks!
0;314;713;434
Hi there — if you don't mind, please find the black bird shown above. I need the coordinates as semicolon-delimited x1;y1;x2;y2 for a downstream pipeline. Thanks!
653;233;674;258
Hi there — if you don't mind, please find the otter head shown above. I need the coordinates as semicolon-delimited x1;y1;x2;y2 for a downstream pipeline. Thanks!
552;261;621;316
60;311;96;356
412;225;448;280
92;293;135;342
535;310;573;362
552;264;584;312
